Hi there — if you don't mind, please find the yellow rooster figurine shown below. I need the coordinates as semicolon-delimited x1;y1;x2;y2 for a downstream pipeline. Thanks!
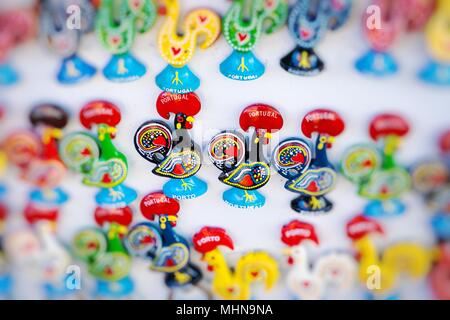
156;0;221;93
346;215;432;299
193;226;279;300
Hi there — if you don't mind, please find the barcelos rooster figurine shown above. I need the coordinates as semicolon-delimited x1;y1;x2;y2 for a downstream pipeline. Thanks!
124;192;209;299
3;104;70;223
59;100;137;209
96;0;157;82
280;0;352;76
340;114;411;218
419;0;450;85
220;0;288;81
155;0;221;93
281;220;356;300
273;109;345;213
40;0;96;84
0;2;36;85
355;0;404;76
208;104;284;209
346;215;432;300
73;223;134;298
193;226;279;300
134;92;207;200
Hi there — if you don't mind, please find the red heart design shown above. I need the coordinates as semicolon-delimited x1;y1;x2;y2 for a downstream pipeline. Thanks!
102;173;112;183
111;36;120;45
251;271;259;277
302;280;310;288
166;258;175;267
140;235;154;244
104;266;113;275
171;47;182;56
300;28;311;39
240;174;254;187
362;159;372;167
87;242;97;249
198;15;207;23
153;136;166;146
227;287;235;293
292;153;305;163
224;146;238;157
307;181;319;192
173;163;185;175
238;33;248;42
81;147;91;156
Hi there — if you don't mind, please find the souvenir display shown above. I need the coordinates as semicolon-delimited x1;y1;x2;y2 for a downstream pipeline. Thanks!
134;92;207;200
40;0;96;84
193;226;279;300
0;2;36;85
273;109;345;213
280;0;352;76
346;215;431;299
96;0;157;82
420;0;450;85
281;220;356;300
340;114;411;217
124;192;209;299
221;0;287;81
155;0;220;93
208;103;284;209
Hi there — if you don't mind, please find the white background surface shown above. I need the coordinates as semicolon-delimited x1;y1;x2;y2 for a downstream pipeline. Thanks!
1;0;449;299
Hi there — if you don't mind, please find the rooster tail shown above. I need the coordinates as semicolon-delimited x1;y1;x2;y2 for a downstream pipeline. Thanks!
184;9;221;50
236;252;279;290
383;243;432;278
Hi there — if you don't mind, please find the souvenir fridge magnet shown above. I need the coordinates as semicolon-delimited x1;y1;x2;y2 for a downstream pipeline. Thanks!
221;0;288;81
124;192;209;300
0;5;36;85
59;100;137;208
156;0;221;93
281;220;356;300
355;0;403;76
280;0;352;76
273;109;345;213
346;215;431;300
40;0;96;85
193;226;279;300
134;92;207;200
208;104;284;209
419;0;450;85
340;114;411;217
96;0;157;82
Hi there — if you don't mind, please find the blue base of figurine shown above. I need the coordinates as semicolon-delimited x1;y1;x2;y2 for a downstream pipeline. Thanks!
220;50;265;81
162;176;207;200
57;54;96;85
155;64;200;94
290;195;333;214
431;212;450;241
103;52;146;82
419;61;450;86
95;184;137;208
223;188;265;209
363;199;406;218
0;274;12;297
44;281;76;300
95;277;134;299
0;62;19;85
29;188;69;207
355;50;398;76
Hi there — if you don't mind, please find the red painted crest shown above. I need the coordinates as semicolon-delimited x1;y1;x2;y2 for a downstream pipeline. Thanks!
156;92;201;119
239;104;283;143
94;206;133;227
80;101;121;129
24;204;59;225
301;109;345;138
193;226;234;254
281;220;319;246
369;114;409;141
346;215;384;240
140;192;180;222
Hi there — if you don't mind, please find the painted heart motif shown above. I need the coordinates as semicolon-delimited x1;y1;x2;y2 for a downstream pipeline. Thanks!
306;181;319;192
240;174;254;187
250;271;259;278
225;146;238;157
102;173;112;183
198;15;207;23
104;266;114;275
237;33;248;43
87;242;97;249
292;153;305;163
140;235;154;244
227;287;235;293
171;47;182;56
172;163;185;175
110;36;121;45
265;0;275;8
132;0;142;9
300;28;312;40
81;147;92;156
153;135;167;146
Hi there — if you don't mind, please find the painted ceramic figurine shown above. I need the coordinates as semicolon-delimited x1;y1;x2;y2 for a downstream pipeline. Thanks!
346;215;431;300
420;0;450;85
59;101;137;208
281;220;356;300
340;114;411;217
0;2;36;85
273;109;345;213
73;223;134;298
280;0;352;76
134;92;207;200
96;0;157;82
40;0;96;84
156;0;221;93
125;192;209;300
193;226;279;300
221;0;288;81
208;104;284;209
